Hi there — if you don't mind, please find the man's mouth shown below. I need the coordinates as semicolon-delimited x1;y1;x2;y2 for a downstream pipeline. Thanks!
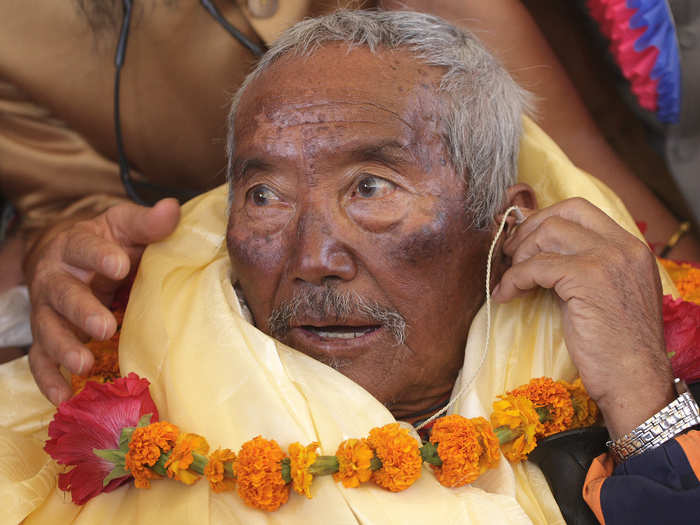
300;325;380;340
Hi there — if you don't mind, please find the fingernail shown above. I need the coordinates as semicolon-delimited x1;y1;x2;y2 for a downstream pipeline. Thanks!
491;283;501;297
103;255;123;277
50;387;68;406
65;351;85;374
86;314;107;339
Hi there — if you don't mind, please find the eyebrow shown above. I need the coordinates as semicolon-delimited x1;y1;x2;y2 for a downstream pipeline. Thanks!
230;158;273;185
349;140;416;168
231;140;416;185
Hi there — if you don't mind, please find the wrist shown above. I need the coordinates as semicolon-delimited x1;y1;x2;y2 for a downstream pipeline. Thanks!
605;379;700;463
598;382;675;440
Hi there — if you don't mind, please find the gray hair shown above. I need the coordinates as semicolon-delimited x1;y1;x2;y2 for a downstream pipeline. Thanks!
226;9;530;228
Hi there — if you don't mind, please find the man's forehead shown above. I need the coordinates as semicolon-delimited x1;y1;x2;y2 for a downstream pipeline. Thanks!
234;45;443;136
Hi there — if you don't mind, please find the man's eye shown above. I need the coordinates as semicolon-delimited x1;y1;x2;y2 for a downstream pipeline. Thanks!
353;176;396;199
248;185;280;206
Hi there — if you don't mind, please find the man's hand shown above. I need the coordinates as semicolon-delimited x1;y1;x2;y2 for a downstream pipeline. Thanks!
493;198;675;439
25;199;180;406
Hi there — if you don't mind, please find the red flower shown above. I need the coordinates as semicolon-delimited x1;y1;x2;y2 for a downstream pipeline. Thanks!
44;373;158;504
663;295;700;382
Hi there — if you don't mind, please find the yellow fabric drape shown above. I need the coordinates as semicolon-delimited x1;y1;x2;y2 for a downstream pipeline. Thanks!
0;117;676;524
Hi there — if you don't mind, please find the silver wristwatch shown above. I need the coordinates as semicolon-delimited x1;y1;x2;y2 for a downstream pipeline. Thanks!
606;379;700;463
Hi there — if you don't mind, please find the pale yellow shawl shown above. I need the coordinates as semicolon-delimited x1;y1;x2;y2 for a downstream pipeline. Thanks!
0;118;676;524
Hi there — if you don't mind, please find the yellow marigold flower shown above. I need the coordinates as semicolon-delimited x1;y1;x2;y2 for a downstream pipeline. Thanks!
333;438;374;488
660;259;700;304
204;448;237;493
165;432;210;485
125;421;180;488
288;441;319;498
558;378;599;429
429;415;499;487
509;377;574;437
367;423;422;492
491;395;542;462
234;436;290;511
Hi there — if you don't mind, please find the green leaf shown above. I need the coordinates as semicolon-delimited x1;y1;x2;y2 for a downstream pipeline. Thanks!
137;413;154;428
93;448;126;466
119;427;135;450
102;465;130;487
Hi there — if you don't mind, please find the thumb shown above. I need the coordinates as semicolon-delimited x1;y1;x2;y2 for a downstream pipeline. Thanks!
107;198;181;247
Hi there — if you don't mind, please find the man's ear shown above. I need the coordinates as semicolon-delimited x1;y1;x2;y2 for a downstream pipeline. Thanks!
494;183;537;235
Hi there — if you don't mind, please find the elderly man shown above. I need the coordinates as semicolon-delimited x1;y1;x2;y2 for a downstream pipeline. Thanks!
1;10;698;525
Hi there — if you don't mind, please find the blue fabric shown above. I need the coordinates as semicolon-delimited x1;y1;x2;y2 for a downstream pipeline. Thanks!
601;438;700;525
627;0;681;123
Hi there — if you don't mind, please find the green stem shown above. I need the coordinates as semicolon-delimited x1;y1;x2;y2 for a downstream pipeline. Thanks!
535;406;551;423
494;426;523;445
419;442;442;466
152;450;171;476
370;455;382;471
281;458;291;483
190;452;208;475
308;455;339;476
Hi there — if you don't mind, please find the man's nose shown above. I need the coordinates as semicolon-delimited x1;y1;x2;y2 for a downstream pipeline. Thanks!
288;212;357;285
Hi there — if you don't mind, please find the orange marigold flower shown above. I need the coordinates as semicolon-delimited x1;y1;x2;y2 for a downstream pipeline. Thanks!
125;421;180;488
558;378;599;429
491;395;542;462
288;441;319;498
70;333;121;394
367;423;422;492
509;377;574;437
333;438;374;488
234;436;290;511
660;259;700;305
165;432;210;485
429;415;499;487
204;448;237;493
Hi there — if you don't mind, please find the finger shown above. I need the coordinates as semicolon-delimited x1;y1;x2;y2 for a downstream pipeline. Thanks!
44;272;117;340
505;215;603;264
106;198;180;247
33;306;95;377
28;344;72;406
62;229;131;280
505;198;622;253
493;252;577;303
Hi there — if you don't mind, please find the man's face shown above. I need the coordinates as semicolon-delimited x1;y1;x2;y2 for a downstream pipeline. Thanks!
227;45;492;419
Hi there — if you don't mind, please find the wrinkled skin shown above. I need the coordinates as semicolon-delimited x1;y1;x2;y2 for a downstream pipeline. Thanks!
227;45;530;420
228;44;674;434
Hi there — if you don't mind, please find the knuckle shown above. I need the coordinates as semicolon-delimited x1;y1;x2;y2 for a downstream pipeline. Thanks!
567;196;591;211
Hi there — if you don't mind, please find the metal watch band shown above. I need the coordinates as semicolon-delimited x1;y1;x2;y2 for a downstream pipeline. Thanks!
606;391;700;463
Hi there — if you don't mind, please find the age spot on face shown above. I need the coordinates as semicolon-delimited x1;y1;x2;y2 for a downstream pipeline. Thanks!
227;230;283;272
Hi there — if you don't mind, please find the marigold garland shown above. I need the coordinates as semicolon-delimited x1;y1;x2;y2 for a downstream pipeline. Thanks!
509;377;574;437
234;436;290;511
52;367;601;511
288;441;319;498
333;438;374;488
429;415;500;487
367;423;423;492
125;421;180;488
204;448;237;493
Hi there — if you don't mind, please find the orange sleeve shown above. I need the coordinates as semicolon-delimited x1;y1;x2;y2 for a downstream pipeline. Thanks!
582;452;615;525
675;431;700;482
